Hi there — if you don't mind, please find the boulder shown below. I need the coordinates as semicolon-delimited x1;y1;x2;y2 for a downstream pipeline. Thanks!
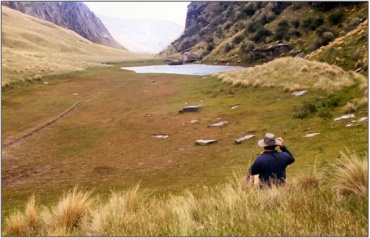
253;43;292;60
169;60;183;65
182;52;200;63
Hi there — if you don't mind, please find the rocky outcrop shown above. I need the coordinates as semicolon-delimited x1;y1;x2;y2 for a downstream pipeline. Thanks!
168;52;200;65
2;1;125;50
182;52;200;63
169;60;183;65
252;44;292;60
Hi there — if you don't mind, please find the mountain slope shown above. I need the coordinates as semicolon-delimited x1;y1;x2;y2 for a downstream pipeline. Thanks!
163;1;367;73
98;15;184;53
1;6;158;87
305;19;368;73
2;1;125;50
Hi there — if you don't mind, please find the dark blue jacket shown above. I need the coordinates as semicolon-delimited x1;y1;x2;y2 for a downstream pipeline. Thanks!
250;146;295;185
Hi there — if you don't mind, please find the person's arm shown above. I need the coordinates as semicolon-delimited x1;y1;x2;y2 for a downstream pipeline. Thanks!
281;145;295;164
277;137;295;164
250;157;261;175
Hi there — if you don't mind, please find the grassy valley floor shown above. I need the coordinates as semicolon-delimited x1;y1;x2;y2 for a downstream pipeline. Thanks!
2;62;368;232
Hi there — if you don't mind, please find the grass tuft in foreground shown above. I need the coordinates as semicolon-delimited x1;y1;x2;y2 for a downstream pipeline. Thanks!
329;150;368;197
3;151;367;236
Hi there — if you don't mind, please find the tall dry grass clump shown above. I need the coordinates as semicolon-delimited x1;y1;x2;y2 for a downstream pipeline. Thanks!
3;159;368;236
329;150;368;197
3;195;42;236
342;97;368;113
3;186;95;236
51;186;94;234
87;185;152;236
213;57;366;93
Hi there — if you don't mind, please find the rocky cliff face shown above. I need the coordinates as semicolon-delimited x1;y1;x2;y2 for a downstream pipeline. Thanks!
163;2;367;66
2;1;125;50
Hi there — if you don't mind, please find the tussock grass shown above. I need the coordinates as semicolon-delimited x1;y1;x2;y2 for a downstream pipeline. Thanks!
3;195;41;236
51;186;94;234
88;185;151;236
3;153;368;236
4;186;94;236
329;150;368;197
342;97;368;113
214;57;366;93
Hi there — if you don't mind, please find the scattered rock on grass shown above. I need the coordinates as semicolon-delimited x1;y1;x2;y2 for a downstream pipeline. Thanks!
303;133;320;138
195;139;218;145
151;134;169;139
334;114;355;121
235;135;255;144
291;90;307;96
179;105;204;113
231;104;240;109
356;117;368;122
209;121;228;127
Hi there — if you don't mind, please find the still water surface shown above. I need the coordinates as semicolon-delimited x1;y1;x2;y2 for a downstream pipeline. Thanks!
121;64;245;76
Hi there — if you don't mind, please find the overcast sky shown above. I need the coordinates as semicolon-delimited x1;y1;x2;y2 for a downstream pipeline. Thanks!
84;2;190;26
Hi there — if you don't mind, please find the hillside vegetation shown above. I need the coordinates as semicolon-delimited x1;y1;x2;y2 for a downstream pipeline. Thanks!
163;2;368;74
305;19;368;73
1;6;158;88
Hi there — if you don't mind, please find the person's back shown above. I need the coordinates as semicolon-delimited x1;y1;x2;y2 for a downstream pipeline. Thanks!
249;133;295;187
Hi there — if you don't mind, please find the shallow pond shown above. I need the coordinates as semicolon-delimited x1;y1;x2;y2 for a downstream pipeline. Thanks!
121;64;245;75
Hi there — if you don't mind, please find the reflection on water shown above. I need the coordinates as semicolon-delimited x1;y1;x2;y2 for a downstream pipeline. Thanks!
120;64;245;76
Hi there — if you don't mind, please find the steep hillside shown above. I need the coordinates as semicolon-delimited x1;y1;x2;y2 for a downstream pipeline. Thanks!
98;15;184;54
1;6;158;87
162;2;367;72
305;19;368;74
2;1;125;50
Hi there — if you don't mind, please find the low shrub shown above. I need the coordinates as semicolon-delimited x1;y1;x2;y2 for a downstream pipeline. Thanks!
329;12;345;26
293;95;340;119
224;43;233;53
232;35;244;45
253;28;272;43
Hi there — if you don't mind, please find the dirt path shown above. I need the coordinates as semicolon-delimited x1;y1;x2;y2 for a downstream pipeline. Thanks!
2;95;95;149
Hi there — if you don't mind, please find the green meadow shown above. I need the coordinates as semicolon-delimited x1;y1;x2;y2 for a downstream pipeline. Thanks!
2;58;368;235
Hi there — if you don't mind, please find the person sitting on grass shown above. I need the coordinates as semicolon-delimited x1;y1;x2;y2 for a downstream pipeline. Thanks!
249;133;295;188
